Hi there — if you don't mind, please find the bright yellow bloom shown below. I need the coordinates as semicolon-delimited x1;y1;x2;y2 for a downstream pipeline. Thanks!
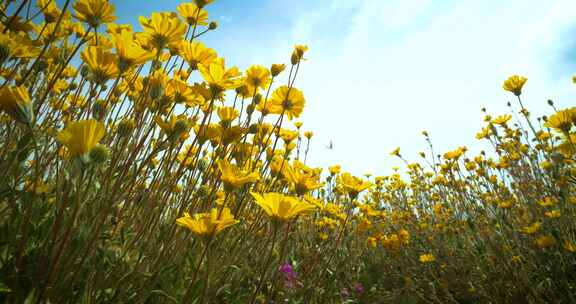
166;79;202;107
337;173;372;199
111;31;154;72
544;109;574;133
73;0;116;27
138;12;187;50
521;222;541;235
291;44;308;65
217;106;240;124
176;207;238;237
244;65;271;93
328;165;341;175
268;85;305;120
194;123;222;144
250;192;316;222
81;46;119;83
544;210;561;218
271;63;286;77
37;0;62;23
0;86;34;124
177;3;209;26
535;235;556;248
0;32;40;60
217;159;260;191
419;253;436;263
57;119;106;157
563;240;576;253
538;197;556;207
282;161;323;196
491;114;512;126
198;59;243;94
179;41;217;70
502;75;527;96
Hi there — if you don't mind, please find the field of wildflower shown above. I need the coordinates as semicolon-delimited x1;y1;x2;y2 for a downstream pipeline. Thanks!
1;0;576;303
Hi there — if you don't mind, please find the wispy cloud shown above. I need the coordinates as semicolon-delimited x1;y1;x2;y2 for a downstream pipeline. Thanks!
272;0;576;174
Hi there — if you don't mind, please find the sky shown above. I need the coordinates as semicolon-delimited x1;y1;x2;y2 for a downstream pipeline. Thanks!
105;0;576;175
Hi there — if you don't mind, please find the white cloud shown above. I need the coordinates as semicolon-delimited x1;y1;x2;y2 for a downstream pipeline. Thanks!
273;0;576;175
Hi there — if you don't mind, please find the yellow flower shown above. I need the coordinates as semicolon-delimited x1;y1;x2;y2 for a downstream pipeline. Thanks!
291;44;308;65
544;109;574;133
111;31;154;72
0;32;40;60
176;207;238;237
268;85;305;120
491;114;512;126
520;222;541;235
73;0;116;28
535;235;556;248
81;46;119;84
390;147;401;157
198;58;243;94
544;210;561;218
244;65;271;94
217;106;240;124
250;192;316;222
0;86;34;124
537;197;556;207
177;3;209;26
282;161;323;196
271;63;286;77
337;173;372;199
57;119;106;157
328;165;341;175
193;123;222;143
217;159;260;191
37;0;62;23
138;12;187;50
502;75;527;96
563;240;576;253
419;253;435;263
179;41;217;70
154;115;190;139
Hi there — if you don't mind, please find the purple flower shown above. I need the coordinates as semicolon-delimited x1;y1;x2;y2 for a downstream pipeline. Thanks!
352;282;364;296
278;262;302;289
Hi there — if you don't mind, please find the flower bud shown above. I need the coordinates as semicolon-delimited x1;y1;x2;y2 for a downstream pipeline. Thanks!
117;118;135;137
271;63;286;77
172;118;190;138
89;144;110;164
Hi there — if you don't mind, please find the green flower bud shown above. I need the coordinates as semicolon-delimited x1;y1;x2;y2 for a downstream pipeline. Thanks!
89;144;110;164
117;118;135;137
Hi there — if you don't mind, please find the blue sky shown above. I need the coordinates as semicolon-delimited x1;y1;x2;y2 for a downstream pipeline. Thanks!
81;0;576;174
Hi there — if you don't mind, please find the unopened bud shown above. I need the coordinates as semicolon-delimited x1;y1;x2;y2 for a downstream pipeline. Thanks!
89;144;110;163
117;118;135;137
